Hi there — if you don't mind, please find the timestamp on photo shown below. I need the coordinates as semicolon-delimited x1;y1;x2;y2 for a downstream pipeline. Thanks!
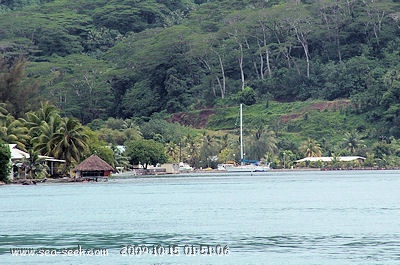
119;244;230;256
184;244;230;256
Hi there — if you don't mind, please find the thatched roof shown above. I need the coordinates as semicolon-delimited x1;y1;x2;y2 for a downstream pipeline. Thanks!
74;155;114;172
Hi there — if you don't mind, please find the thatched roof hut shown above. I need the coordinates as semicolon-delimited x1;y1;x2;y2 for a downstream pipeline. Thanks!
74;155;115;179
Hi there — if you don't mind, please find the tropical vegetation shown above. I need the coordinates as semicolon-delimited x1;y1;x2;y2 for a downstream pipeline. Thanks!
21;150;49;179
2;0;400;175
0;142;11;182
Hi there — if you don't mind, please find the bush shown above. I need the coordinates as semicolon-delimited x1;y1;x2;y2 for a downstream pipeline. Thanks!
0;143;11;183
238;87;257;105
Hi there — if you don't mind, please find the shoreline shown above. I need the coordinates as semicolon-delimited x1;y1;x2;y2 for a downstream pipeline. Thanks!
3;167;397;185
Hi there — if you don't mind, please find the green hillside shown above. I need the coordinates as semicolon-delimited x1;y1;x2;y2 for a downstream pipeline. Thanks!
173;99;381;166
2;0;400;174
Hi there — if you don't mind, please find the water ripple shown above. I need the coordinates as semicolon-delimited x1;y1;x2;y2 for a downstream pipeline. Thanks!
2;232;400;261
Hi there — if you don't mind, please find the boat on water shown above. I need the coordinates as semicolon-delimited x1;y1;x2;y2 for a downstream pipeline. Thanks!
224;160;270;172
224;104;270;172
178;162;193;172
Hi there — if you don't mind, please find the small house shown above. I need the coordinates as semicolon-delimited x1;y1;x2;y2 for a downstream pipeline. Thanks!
8;144;65;180
73;155;115;181
8;144;30;180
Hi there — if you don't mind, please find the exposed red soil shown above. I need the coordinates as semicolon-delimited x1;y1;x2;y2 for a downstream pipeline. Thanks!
280;113;303;123
303;99;352;112
170;109;216;128
171;100;353;128
280;100;353;123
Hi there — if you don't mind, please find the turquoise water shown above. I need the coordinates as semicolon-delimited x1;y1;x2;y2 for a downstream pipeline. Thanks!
1;170;400;264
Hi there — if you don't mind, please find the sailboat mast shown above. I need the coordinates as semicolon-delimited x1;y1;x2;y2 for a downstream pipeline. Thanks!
240;103;244;165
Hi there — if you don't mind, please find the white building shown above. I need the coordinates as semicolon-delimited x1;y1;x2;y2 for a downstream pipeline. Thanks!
295;156;366;163
8;144;65;180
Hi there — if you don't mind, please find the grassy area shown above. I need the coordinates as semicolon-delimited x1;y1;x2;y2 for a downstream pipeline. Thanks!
203;99;373;153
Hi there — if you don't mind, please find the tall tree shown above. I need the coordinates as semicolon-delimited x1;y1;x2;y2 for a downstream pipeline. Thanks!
25;103;61;138
50;117;89;172
166;141;180;163
300;138;322;157
30;113;62;157
380;67;400;136
182;133;200;167
317;0;349;61
252;9;276;79
198;132;217;168
0;57;40;118
342;130;364;155
285;4;313;78
0;114;29;151
125;139;167;169
246;124;278;161
191;33;228;99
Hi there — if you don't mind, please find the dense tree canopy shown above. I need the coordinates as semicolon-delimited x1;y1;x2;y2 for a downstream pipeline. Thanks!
125;139;167;169
2;0;400;171
1;0;399;128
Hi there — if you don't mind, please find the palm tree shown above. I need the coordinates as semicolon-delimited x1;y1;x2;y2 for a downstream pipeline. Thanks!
122;118;142;142
30;114;62;157
183;133;200;167
0;103;9;122
300;138;322;157
21;150;49;179
199;132;216;168
0;114;29;151
122;118;140;130
124;128;143;142
25;103;61;138
247;126;278;161
343;130;364;155
26;104;62;156
111;145;130;171
0;104;29;149
166;141;179;163
50;117;89;173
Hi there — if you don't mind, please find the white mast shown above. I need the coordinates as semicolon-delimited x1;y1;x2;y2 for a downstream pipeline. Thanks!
240;103;244;165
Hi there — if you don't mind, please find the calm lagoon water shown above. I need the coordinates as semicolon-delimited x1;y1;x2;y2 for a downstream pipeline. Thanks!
1;170;400;264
